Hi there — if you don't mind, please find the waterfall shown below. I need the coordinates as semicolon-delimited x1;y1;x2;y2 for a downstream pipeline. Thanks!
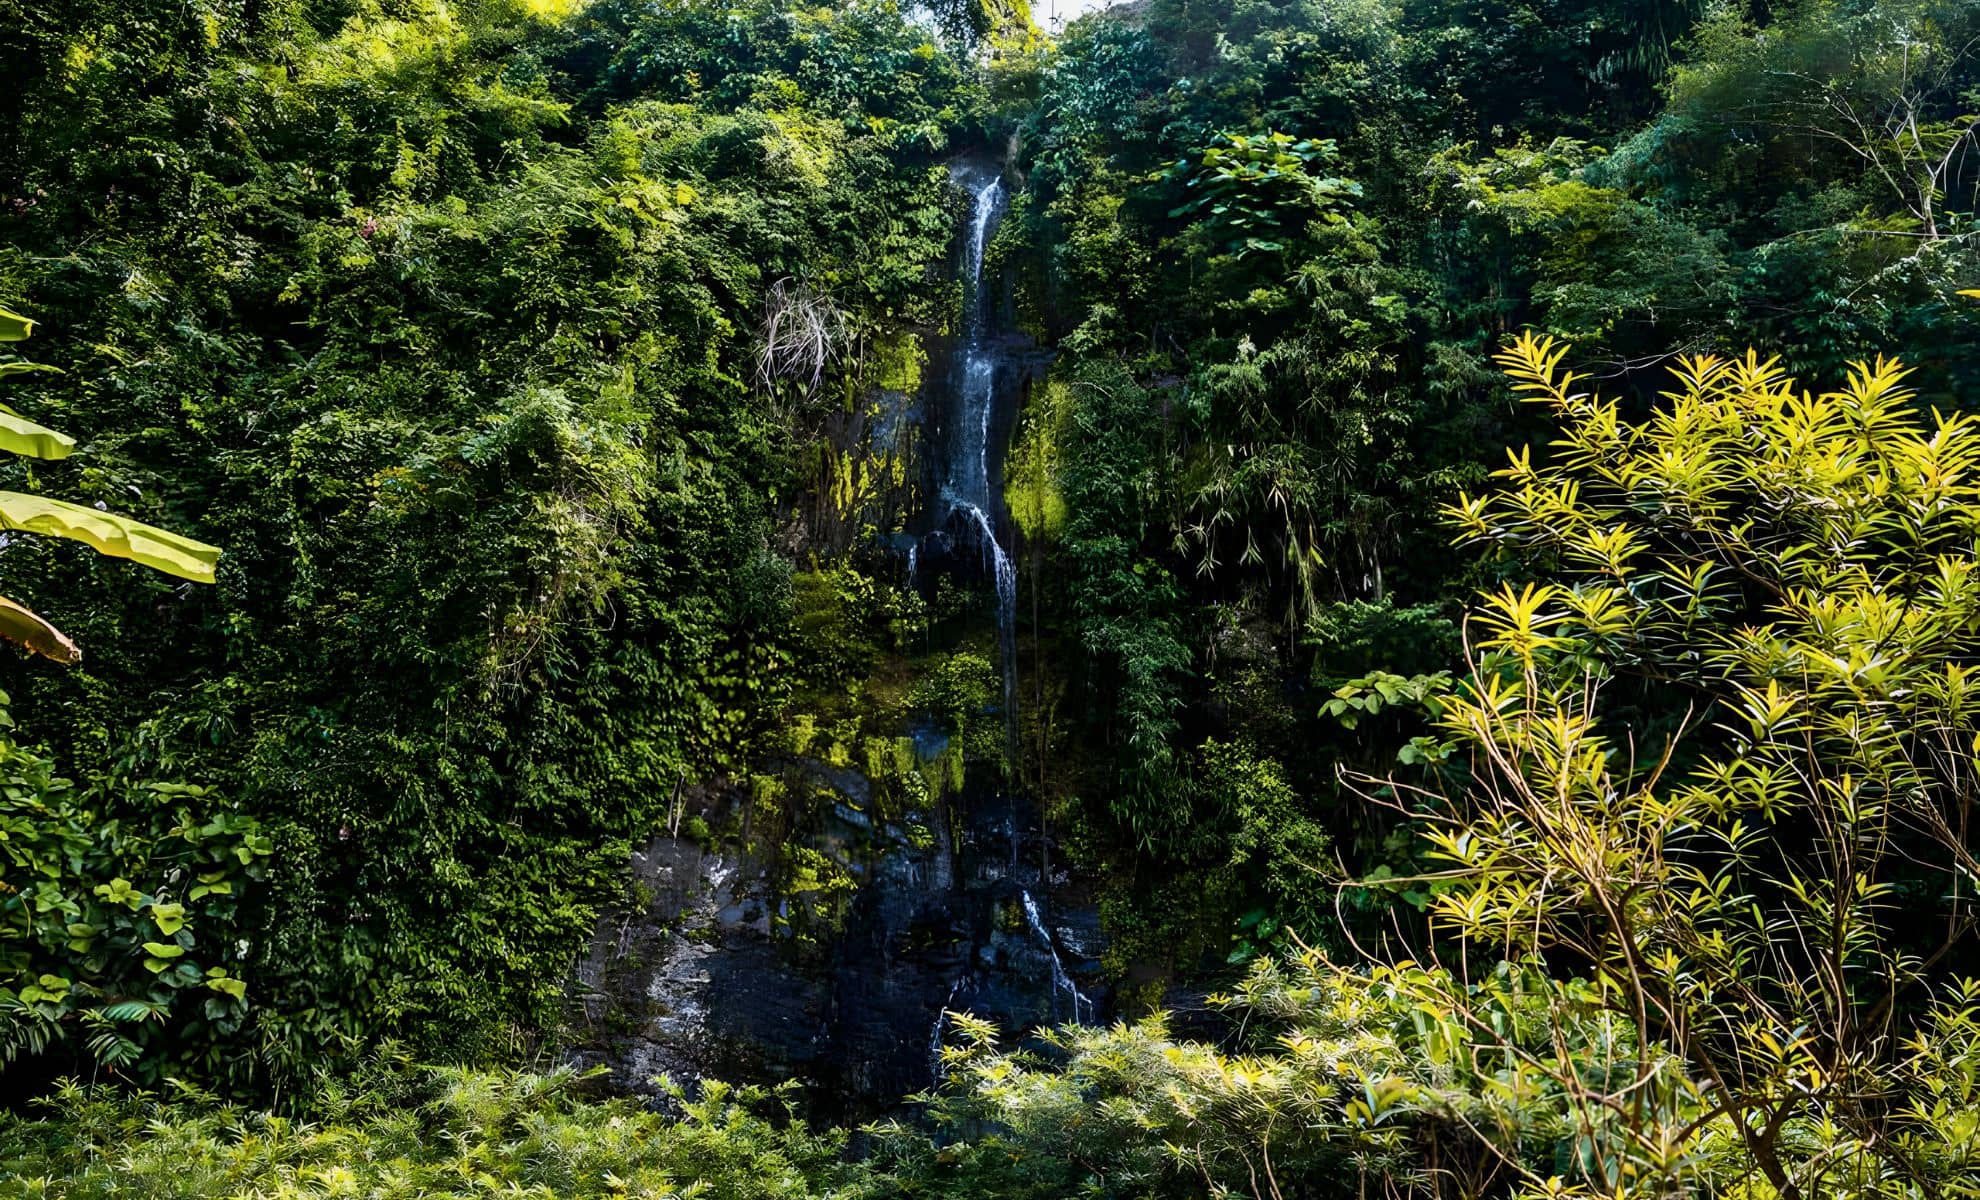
926;167;1092;1060
1020;888;1094;1023
939;170;1020;772
950;501;1019;775
927;976;964;1081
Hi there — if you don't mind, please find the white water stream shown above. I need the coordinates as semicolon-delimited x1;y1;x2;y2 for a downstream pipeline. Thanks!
918;169;1092;1074
919;168;1020;768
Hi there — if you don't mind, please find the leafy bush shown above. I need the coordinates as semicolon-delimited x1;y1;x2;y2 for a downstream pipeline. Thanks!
1003;0;1980;975
0;696;268;1081
0;1057;866;1200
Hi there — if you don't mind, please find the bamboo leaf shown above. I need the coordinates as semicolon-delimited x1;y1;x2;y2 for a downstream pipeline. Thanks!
0;492;221;582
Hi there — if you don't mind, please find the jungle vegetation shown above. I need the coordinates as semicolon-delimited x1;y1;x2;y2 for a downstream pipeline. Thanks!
3;0;1980;1196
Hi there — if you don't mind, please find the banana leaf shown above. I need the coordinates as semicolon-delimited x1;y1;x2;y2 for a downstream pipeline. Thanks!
0;593;80;663
0;492;220;582
0;411;74;459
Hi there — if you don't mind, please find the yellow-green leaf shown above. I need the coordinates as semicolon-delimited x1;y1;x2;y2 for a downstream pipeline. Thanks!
0;306;31;342
94;877;143;908
0;593;80;664
0;492;220;582
151;902;187;935
141;941;184;959
0;411;74;460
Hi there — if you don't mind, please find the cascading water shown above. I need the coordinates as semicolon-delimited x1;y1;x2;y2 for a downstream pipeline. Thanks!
577;184;1103;1100
924;167;1020;773
1020;888;1094;1023
927;976;964;1081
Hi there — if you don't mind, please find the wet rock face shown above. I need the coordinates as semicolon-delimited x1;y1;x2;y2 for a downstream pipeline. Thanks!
564;772;1107;1117
568;838;831;1088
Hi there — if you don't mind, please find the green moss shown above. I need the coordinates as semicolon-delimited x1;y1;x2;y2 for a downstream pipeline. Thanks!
866;329;927;394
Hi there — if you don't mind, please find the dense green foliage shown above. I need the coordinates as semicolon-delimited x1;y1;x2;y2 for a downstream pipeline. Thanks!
0;309;221;663
0;691;269;1080
1001;0;1980;977
6;0;1980;1196
0;0;974;1082
0;1059;866;1199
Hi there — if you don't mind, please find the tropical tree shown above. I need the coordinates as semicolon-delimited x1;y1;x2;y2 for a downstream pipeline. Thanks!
1397;333;1980;1196
0;307;220;663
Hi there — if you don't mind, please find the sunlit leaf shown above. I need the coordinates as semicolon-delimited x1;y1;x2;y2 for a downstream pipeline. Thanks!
0;492;220;582
151;902;187;936
0;411;75;460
